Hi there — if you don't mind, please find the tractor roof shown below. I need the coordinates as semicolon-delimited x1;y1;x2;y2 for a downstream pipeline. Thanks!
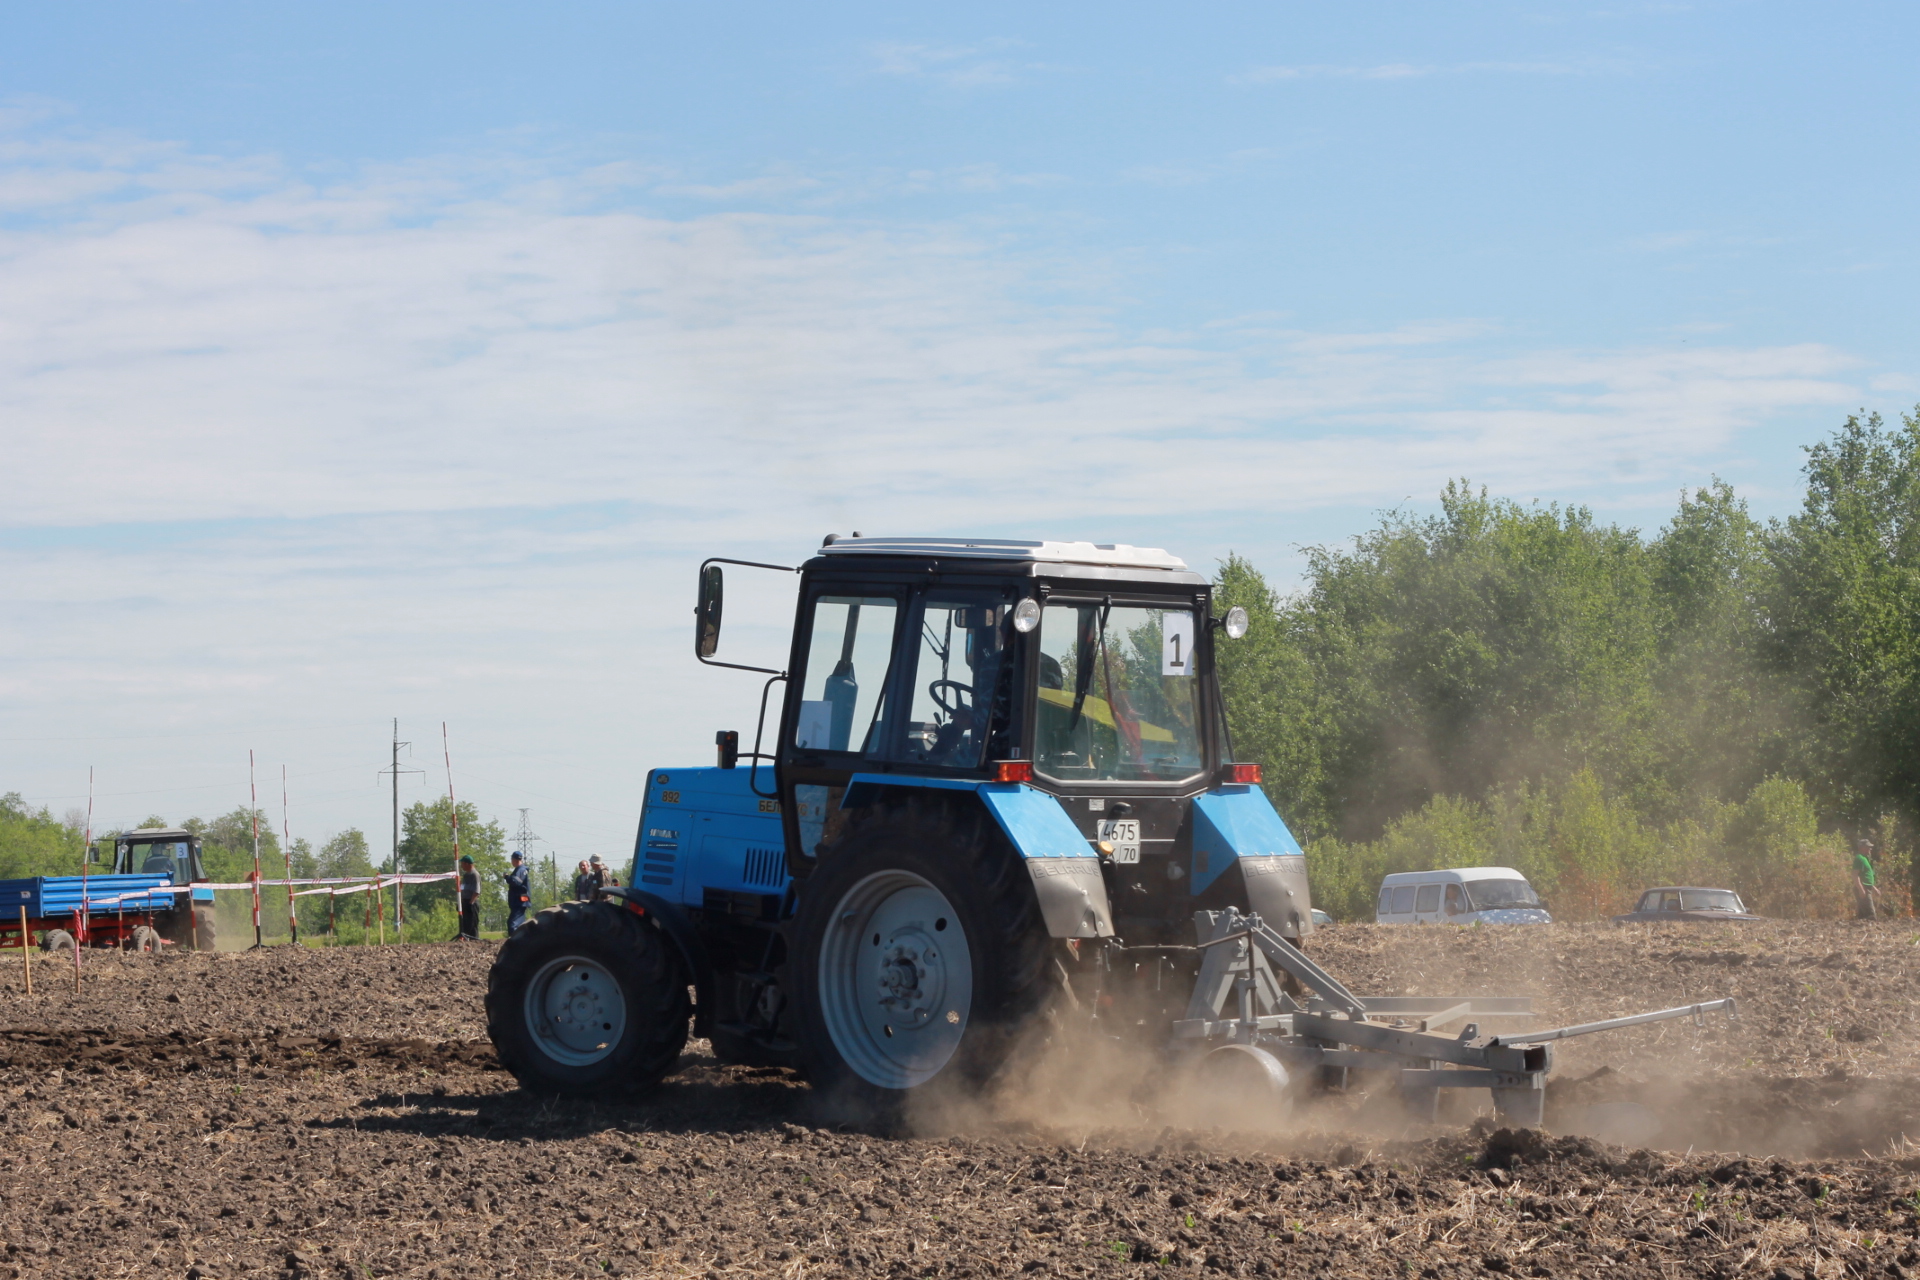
118;828;195;842
817;537;1192;573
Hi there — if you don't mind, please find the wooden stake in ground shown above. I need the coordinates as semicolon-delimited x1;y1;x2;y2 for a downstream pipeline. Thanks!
281;764;298;945
444;722;462;941
248;749;263;949
76;766;92;994
19;907;30;997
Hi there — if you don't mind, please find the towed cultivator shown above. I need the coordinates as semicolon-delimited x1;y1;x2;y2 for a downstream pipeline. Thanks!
1174;908;1736;1126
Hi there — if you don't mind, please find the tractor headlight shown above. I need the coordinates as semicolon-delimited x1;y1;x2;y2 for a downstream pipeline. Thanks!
1223;606;1249;639
1012;597;1041;633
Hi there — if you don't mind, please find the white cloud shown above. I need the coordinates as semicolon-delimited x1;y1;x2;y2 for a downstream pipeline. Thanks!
0;117;1874;850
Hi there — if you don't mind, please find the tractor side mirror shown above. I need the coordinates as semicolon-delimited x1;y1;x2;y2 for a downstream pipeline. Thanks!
88;843;103;865
715;730;740;769
695;564;725;658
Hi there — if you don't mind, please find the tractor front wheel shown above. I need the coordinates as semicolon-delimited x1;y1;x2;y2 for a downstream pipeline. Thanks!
792;802;1049;1115
485;901;691;1096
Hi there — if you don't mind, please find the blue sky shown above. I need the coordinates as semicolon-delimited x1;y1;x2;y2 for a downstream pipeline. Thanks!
2;2;1916;860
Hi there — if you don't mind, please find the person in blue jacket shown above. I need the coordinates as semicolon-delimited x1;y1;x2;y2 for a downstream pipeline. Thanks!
457;855;480;941
505;851;531;934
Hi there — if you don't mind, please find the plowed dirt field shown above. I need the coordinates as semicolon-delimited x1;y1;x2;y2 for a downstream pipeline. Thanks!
0;920;1916;1279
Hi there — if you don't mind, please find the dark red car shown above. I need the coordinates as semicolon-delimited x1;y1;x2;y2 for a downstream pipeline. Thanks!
1613;886;1765;923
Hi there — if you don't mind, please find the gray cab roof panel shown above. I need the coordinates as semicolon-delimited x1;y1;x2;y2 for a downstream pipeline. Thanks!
811;536;1209;587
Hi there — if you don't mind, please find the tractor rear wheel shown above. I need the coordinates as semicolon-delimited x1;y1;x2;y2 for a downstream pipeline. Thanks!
157;906;216;951
791;801;1050;1116
485;900;691;1096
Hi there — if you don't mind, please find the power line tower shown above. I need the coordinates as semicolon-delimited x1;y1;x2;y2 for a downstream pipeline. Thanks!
513;808;544;903
376;718;424;928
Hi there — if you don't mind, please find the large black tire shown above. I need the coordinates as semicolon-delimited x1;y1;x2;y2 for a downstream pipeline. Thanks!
42;929;75;954
127;926;160;954
791;800;1050;1117
485;901;691;1096
192;908;216;951
156;906;216;951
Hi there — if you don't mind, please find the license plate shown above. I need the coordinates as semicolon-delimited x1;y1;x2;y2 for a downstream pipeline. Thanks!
1097;819;1140;864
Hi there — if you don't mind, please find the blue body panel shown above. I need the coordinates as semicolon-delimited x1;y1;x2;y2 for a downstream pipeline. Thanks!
976;784;1100;859
1189;786;1306;893
632;767;786;906
0;873;179;919
843;774;1096;861
631;768;1311;914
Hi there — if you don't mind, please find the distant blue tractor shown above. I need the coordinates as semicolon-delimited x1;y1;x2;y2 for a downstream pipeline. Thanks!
0;828;217;954
484;537;1314;1108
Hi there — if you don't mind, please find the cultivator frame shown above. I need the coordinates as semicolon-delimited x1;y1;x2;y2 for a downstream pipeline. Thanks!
1169;909;1737;1127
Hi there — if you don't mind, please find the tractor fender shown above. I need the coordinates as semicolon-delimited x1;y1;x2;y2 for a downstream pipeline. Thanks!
597;887;717;1037
1190;787;1314;939
839;774;1115;939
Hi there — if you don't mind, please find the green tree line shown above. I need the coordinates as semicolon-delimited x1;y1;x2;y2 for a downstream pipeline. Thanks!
1218;408;1920;920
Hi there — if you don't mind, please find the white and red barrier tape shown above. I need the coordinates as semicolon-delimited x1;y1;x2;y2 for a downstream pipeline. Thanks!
83;872;457;908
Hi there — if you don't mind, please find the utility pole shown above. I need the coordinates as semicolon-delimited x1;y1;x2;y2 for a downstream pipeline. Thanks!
513;808;543;904
376;719;423;937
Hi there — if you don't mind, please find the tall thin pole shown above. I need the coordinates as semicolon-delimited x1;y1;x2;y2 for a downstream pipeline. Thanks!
377;720;421;940
443;723;461;935
392;720;401;929
249;749;263;949
282;765;298;945
76;767;92;990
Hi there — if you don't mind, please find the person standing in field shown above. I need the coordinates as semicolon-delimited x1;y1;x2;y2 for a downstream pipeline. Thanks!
572;859;593;901
1852;839;1880;920
505;851;531;934
457;854;481;940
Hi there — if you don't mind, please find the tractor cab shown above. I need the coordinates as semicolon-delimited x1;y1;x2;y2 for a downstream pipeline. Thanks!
701;536;1311;946
110;828;207;885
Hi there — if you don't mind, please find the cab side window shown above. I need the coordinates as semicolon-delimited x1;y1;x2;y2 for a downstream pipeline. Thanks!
881;593;1013;770
1443;884;1465;916
793;595;900;755
1414;884;1441;914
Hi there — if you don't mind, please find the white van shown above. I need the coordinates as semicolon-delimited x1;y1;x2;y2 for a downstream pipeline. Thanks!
1375;867;1552;925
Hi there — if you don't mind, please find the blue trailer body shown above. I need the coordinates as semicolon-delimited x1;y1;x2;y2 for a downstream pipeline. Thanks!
0;873;181;918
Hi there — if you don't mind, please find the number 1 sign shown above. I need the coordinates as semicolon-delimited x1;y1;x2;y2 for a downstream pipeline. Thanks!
1161;612;1195;677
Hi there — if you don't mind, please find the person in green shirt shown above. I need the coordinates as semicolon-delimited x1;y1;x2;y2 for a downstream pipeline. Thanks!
1852;839;1880;920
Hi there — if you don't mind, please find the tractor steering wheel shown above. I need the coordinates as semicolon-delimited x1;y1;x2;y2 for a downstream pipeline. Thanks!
927;679;972;717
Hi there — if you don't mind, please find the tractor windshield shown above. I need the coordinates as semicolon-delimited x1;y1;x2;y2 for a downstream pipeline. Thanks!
1033;602;1203;783
114;838;198;882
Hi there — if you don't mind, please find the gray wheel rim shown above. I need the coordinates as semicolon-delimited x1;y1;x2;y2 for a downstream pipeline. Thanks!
819;869;973;1090
524;955;627;1067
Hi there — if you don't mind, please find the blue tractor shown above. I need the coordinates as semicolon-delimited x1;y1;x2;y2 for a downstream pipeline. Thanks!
484;536;1315;1108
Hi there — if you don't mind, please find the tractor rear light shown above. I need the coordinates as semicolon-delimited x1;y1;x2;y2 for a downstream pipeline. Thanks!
1226;762;1263;785
991;759;1033;783
622;898;647;917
